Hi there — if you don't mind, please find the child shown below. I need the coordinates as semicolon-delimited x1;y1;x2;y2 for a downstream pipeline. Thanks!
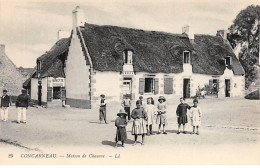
131;100;147;145
156;96;167;134
115;109;128;147
139;96;144;108
190;99;202;135
176;97;191;134
121;95;131;121
99;94;107;124
144;97;156;135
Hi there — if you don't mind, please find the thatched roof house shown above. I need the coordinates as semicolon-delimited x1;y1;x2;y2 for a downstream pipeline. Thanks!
26;6;245;108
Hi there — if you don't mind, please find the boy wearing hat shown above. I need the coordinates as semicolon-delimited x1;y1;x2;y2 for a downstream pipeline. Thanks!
121;95;131;121
156;96;167;134
16;89;30;124
1;89;11;121
176;97;191;134
115;109;128;147
99;94;107;124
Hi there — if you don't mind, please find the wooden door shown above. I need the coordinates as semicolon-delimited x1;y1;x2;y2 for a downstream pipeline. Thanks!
183;79;190;98
225;79;230;97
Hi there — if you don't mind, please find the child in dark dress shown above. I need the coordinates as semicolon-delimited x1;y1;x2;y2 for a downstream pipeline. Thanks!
115;109;128;147
176;97;191;134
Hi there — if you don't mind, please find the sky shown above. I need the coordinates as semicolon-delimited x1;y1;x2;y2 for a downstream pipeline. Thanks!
0;0;259;68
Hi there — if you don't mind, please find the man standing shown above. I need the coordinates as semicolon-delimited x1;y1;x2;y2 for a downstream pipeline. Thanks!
121;95;131;121
1;89;11;121
16;89;30;124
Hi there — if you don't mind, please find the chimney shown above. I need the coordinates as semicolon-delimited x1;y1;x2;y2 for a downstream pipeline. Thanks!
0;44;5;52
217;30;227;40
57;30;70;40
182;25;194;40
72;6;85;30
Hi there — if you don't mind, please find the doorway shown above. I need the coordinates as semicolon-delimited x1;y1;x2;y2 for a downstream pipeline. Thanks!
123;78;132;99
183;79;190;98
225;79;231;97
53;87;61;100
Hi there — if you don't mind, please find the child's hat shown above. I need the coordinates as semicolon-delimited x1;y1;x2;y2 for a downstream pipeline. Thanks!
158;96;166;102
117;109;128;116
100;94;105;98
193;99;198;103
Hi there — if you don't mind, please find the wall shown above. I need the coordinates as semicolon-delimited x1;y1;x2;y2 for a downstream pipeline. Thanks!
92;71;121;106
65;31;91;108
30;77;48;104
31;78;38;101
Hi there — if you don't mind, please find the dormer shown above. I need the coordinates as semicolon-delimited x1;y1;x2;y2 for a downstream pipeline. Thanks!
182;50;192;74
183;51;191;64
123;50;133;65
37;60;41;78
122;49;134;74
225;56;232;69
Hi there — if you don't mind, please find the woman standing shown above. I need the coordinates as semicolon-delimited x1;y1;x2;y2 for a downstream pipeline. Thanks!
131;100;147;145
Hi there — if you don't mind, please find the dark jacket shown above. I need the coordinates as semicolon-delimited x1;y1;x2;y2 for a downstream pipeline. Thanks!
16;94;30;108
1;95;11;107
176;103;191;117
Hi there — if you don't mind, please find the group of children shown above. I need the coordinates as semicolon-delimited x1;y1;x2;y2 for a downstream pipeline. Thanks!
98;94;202;148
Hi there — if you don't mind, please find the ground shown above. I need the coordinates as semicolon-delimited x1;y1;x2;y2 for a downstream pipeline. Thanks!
0;98;259;164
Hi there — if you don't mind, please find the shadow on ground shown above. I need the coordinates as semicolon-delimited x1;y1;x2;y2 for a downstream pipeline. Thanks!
102;139;135;147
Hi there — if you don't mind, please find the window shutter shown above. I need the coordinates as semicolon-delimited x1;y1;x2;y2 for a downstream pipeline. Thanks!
61;87;66;101
164;78;173;94
47;87;52;102
139;78;145;95
154;78;159;95
209;79;213;90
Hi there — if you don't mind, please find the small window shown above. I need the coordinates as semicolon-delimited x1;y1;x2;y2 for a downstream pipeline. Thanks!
183;51;190;64
124;50;133;64
225;56;231;66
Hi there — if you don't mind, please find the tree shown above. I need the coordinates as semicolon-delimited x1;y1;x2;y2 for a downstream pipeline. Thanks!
228;5;260;89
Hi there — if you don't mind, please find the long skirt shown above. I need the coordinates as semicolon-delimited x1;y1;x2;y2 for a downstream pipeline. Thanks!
132;118;147;135
115;127;127;142
99;106;106;121
156;114;167;125
177;115;188;124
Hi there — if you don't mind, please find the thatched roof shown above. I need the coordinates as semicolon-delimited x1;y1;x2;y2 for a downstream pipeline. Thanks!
192;35;245;75
37;37;71;78
30;22;244;78
80;23;193;73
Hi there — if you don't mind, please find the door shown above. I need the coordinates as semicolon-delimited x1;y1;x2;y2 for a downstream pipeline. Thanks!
123;78;132;98
38;85;42;105
225;79;230;97
183;79;190;98
53;87;61;100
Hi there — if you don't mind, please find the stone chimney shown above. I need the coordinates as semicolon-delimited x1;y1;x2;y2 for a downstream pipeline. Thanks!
72;6;85;30
0;44;5;52
182;25;194;40
217;30;227;40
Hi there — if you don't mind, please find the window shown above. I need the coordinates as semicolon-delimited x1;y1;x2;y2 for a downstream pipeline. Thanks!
183;51;190;64
139;77;159;95
225;56;231;66
145;78;154;93
124;50;133;64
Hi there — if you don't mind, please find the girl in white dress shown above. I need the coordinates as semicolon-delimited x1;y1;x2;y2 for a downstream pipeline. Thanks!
144;97;156;135
190;99;202;135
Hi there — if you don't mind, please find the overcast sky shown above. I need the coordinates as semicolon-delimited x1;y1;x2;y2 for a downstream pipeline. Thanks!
0;0;259;68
